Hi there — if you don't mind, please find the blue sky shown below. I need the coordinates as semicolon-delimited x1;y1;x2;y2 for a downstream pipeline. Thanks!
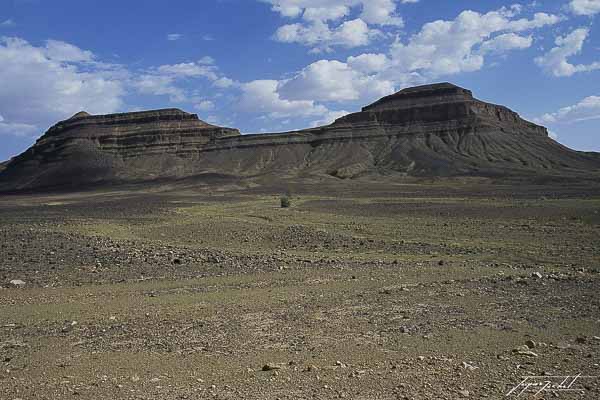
1;0;599;161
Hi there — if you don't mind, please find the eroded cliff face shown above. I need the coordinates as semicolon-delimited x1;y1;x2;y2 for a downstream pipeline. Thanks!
0;109;240;189
1;83;599;191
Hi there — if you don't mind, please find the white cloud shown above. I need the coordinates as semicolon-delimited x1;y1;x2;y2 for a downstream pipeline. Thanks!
347;53;389;73
275;18;380;51
239;80;329;118
263;0;404;25
214;77;236;88
194;100;215;112
535;95;600;124
268;5;559;112
156;62;219;80
167;33;183;41
360;0;404;26
569;0;600;16
279;59;395;102
480;33;533;54
1;19;16;27
0;114;38;136
388;7;560;77
44;39;94;62
265;0;404;51
133;74;187;102
198;56;215;65
535;28;600;77
0;37;124;128
237;5;561;125
133;60;233;102
310;109;349;127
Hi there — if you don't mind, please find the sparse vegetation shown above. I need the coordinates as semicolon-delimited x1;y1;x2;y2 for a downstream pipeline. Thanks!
1;184;599;399
280;195;291;208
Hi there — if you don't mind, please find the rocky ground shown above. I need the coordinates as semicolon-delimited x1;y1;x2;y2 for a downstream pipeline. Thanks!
0;178;599;399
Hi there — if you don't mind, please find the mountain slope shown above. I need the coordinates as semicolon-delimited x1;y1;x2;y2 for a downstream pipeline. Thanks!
1;83;599;191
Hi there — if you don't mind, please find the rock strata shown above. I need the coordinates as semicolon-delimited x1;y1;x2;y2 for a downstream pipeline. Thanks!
1;83;599;191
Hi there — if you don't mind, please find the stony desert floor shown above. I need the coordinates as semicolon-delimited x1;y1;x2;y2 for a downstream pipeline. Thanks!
1;178;599;399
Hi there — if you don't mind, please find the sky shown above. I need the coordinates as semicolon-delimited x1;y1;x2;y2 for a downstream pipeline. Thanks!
0;0;599;161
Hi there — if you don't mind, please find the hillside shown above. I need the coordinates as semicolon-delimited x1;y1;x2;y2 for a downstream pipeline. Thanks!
1;83;599;191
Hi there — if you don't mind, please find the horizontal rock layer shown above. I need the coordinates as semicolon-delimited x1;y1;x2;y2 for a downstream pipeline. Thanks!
1;83;599;191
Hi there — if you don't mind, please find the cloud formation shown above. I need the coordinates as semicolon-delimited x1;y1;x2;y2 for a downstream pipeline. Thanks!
535;95;600;125
0;37;124;130
265;0;405;51
569;0;600;16
239;80;328;119
535;28;600;77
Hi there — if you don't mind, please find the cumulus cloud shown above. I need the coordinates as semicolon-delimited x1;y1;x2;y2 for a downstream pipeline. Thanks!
480;33;533;54
279;59;395;102
275;18;380;51
194;100;215;112
237;5;562;125
310;109;350;127
213;77;236;89
44;39;95;62
0;115;38;137
265;0;405;51
535;28;600;77
0;37;125;128
132;60;232;102
264;0;404;25
239;80;328;118
0;35;235;140
569;0;600;16
346;53;389;73
388;7;560;77
535;95;600;125
133;74;187;103
274;6;559;105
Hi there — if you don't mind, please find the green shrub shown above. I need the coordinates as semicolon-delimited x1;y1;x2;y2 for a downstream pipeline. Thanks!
280;195;291;208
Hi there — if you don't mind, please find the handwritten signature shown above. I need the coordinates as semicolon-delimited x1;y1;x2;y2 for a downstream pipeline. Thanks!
506;374;597;397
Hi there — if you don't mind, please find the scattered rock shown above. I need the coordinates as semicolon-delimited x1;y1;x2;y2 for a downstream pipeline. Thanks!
262;363;282;371
459;390;470;397
462;362;478;371
525;339;536;349
512;346;538;357
61;321;78;333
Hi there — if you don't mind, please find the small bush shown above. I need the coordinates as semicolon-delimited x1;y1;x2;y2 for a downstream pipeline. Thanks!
280;195;291;208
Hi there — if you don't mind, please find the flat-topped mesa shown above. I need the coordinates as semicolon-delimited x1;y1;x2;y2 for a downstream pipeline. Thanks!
1;82;598;191
335;82;547;136
0;108;242;190
362;83;474;112
26;108;241;161
45;108;238;139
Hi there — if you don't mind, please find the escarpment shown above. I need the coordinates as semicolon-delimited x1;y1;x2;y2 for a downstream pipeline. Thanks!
1;83;599;191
